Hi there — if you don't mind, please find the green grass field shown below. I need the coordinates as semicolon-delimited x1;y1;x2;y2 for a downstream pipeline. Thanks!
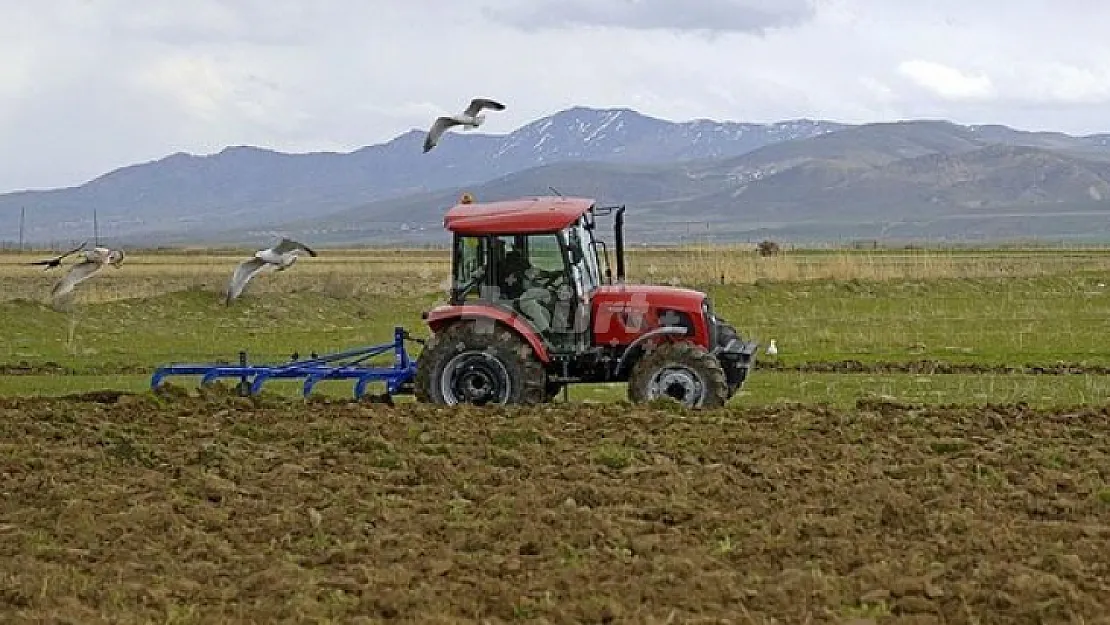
3;245;1110;407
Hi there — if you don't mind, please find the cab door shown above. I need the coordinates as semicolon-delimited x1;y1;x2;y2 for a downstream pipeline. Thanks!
556;219;602;349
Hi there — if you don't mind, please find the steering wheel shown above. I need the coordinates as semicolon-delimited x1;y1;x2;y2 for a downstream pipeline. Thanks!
537;269;565;289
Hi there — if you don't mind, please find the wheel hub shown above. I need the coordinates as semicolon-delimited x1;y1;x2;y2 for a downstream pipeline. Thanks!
440;351;511;406
648;366;704;407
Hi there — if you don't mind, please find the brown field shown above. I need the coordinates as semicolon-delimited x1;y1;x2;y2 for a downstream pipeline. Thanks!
3;389;1110;623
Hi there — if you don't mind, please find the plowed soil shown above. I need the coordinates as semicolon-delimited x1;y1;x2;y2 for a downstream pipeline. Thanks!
3;389;1110;623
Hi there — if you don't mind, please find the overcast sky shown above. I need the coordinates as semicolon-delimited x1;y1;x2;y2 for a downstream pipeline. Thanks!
2;0;1109;193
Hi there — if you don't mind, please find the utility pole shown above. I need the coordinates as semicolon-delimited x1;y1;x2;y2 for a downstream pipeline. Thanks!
18;206;25;250
93;208;100;246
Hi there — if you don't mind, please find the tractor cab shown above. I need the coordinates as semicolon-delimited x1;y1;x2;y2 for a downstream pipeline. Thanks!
444;195;612;352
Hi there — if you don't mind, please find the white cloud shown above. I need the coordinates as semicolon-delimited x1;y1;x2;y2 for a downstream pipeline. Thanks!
483;0;817;34
898;60;996;101
2;0;1110;191
1006;63;1110;105
136;55;232;121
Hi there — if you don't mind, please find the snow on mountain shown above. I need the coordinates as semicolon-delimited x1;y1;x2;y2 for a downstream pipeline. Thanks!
484;106;845;166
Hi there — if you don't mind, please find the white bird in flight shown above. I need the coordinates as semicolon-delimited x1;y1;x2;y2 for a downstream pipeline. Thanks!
50;246;125;301
224;237;318;304
423;98;506;153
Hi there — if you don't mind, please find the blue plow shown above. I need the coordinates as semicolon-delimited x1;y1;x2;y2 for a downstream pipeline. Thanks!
150;326;421;400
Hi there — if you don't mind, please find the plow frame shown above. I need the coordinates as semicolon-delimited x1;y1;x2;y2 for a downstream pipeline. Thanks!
150;326;420;400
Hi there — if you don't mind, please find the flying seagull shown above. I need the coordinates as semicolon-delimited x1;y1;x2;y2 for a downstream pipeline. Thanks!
423;98;506;153
50;247;125;300
224;237;318;304
29;240;88;270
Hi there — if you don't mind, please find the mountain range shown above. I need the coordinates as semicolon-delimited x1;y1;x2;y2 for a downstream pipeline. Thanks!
3;106;1110;247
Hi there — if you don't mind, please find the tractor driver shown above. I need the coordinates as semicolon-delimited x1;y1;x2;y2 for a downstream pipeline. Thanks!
501;247;564;334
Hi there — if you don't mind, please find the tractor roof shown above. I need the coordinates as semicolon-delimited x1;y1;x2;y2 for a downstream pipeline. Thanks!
443;196;595;236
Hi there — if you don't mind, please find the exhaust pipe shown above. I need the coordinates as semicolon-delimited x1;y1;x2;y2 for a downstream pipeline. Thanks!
614;205;626;282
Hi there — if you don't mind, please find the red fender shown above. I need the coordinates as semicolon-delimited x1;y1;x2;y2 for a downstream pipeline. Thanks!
423;304;551;363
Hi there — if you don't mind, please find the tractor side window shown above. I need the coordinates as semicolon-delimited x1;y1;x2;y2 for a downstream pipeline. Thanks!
499;234;564;297
509;234;566;335
494;235;523;299
454;236;486;294
526;235;563;273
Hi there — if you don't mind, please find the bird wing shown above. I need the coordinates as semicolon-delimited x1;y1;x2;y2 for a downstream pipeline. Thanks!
424;116;460;152
463;98;506;117
225;257;268;302
60;240;89;259
51;259;102;298
29;240;88;266
272;237;317;257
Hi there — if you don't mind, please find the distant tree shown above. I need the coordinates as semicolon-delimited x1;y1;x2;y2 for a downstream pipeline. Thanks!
757;240;781;257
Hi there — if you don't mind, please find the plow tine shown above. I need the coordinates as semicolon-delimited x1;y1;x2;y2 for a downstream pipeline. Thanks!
250;373;272;396
354;376;372;399
303;374;323;398
356;373;386;399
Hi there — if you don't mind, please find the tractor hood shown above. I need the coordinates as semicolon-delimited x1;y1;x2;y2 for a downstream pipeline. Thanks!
589;284;712;348
591;284;706;311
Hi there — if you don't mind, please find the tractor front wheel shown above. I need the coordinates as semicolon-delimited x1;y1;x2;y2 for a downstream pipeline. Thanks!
627;342;729;409
415;320;547;406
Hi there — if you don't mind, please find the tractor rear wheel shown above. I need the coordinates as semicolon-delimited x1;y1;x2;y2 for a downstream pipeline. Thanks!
415;320;547;406
627;342;729;409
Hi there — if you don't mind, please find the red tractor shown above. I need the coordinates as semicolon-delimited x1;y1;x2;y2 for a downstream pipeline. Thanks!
414;195;759;408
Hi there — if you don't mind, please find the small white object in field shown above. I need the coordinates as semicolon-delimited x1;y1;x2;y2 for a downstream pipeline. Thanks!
423;98;506;153
50;246;126;301
765;339;778;356
224;237;318;304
